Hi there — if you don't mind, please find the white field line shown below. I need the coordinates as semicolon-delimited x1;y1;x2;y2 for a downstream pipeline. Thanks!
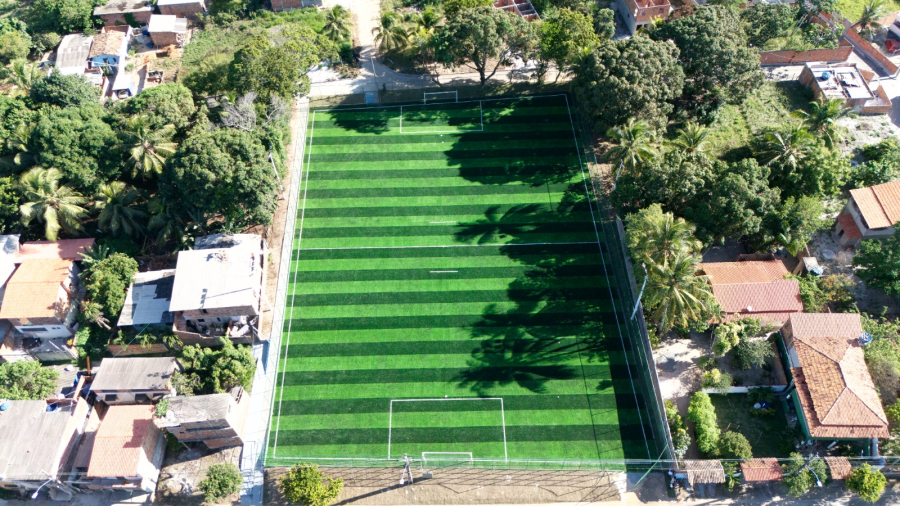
314;93;569;113
388;398;507;460
422;452;473;460
429;221;457;224
299;241;595;251
562;95;651;461
430;270;458;273
272;110;316;458
398;101;484;135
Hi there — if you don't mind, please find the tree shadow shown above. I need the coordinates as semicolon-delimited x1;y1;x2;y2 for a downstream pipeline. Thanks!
325;106;394;135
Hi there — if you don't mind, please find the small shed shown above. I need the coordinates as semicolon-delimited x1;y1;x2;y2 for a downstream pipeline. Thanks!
90;357;180;404
147;15;188;48
55;34;94;76
156;387;250;449
112;72;136;99
740;458;783;482
683;460;726;487
825;457;853;480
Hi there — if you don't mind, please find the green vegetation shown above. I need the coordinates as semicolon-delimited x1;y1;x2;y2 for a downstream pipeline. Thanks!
81;252;139;323
708;393;787;457
280;464;343;506
0;360;58;399
688;392;720;455
782;452;828;497
199;464;243;502
177;338;255;395
665;400;691;459
717;431;753;460
846;463;887;503
854;231;900;300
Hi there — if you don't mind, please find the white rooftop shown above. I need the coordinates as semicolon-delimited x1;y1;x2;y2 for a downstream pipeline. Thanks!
148;14;188;33
168;242;262;312
809;64;875;100
56;34;93;76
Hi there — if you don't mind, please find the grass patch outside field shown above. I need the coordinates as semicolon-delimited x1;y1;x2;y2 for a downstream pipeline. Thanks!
709;393;793;458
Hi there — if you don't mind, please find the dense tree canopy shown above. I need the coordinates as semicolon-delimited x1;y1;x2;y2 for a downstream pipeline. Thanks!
30;73;100;109
572;37;684;131
0;361;58;400
539;8;601;80
83;253;139;320
28;0;98;34
694;159;780;244
854;231;900;299
431;6;538;85
124;83;197;132
161;129;278;228
178;338;256;394
651;6;763;118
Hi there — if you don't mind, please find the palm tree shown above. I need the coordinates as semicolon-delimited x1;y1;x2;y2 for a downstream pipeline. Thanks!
373;11;408;53
415;8;440;34
644;249;716;333
323;5;351;41
0;124;38;173
148;196;186;248
757;124;815;173
6;59;39;91
626;204;702;267
858;0;889;37
669;122;709;156
121;116;178;179
791;98;853;149
605;118;656;174
18;167;88;241
95;182;147;238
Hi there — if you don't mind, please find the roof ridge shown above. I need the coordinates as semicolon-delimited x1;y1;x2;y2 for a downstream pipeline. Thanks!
794;335;845;363
839;356;890;424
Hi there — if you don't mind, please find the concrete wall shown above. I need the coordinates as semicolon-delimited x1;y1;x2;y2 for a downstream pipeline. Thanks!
96;11;151;26
158;2;207;19
759;44;853;65
270;0;322;11
844;24;900;76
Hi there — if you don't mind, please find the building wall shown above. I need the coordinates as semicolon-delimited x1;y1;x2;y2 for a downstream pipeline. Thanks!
270;0;322;11
158;2;207;18
94;388;173;404
96;11;152;26
150;31;180;47
844;198;896;239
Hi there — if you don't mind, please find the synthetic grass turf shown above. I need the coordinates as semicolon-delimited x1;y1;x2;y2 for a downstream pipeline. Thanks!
267;95;651;466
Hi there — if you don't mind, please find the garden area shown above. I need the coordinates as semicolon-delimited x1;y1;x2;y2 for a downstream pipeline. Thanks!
708;392;792;458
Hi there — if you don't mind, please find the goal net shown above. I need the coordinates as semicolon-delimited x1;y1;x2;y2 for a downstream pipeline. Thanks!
423;91;459;104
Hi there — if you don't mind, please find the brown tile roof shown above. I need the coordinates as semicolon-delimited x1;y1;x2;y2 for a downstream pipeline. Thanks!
683;460;726;485
825;457;853;480
89;31;125;58
87;405;157;478
740;459;783;482
16;239;95;262
850;180;900;229
710;279;803;326
837;214;863;240
699;260;789;284
0;259;72;319
787;313;890;439
719;311;800;326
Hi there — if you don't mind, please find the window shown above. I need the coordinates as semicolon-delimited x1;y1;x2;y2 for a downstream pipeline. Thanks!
105;394;118;402
19;326;48;332
197;319;206;323
135;394;149;402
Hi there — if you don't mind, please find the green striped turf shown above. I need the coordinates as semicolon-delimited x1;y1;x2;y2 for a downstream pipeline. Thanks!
268;95;651;465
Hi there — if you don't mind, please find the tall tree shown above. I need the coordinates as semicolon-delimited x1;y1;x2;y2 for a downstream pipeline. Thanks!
669;122;709;156
323;5;351;41
28;0;96;34
29;73;99;108
571;36;684;131
95;182;147;239
228;36;303;101
767;196;826;255
372;11;409;53
18;167;88;241
538;8;601;81
443;0;493;18
626;204;702;270
645;248;716;332
605;118;656;174
160;129;278;228
757;124;815;176
792;98;852;149
858;0;889;37
415;9;441;34
696;159;780;244
650;6;763;117
0;361;58;400
431;6;537;85
125;83;197;131
121;116;178;179
853;231;900;299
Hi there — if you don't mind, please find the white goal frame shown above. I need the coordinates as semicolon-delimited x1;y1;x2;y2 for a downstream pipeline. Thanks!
388;398;508;461
423;91;458;104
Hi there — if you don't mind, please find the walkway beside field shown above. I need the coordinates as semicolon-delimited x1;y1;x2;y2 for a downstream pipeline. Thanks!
239;97;311;505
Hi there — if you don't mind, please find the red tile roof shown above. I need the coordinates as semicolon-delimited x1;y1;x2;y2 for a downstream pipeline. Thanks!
837;214;863;240
850;180;900;229
825;457;853;480
0;259;73;319
87;405;158;478
16;239;95;262
699;260;789;284
787;313;890;439
740;459;783;482
709;279;803;326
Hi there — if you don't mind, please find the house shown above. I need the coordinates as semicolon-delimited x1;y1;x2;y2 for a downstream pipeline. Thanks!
147;15;189;48
0;259;82;341
89;357;180;405
111;72;137;99
93;0;152;26
270;0;322;10
782;313;890;440
0;394;90;499
834;179;900;248
493;0;540;21
157;0;208;19
620;0;671;34
117;269;176;331
698;260;803;326
55;34;93;76
88;28;132;74
84;405;165;492
169;235;266;343
156;387;250;449
799;63;889;114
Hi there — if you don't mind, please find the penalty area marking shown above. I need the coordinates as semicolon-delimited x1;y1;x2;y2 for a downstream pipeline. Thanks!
399;102;485;134
388;398;508;461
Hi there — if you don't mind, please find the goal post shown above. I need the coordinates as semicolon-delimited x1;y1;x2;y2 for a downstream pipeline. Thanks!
421;452;474;462
423;91;458;104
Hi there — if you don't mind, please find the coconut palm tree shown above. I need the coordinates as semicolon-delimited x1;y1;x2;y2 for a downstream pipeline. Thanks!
605;118;656;174
415;8;440;34
791;98;853;149
669;122;709;156
18;167;88;241
323;5;351;41
858;0;889;38
626;204;702;268
121;116;178;179
757;124;815;173
148;196;186;248
6;59;39;91
0;124;38;173
644;249;716;333
373;11;408;53
95;182;147;238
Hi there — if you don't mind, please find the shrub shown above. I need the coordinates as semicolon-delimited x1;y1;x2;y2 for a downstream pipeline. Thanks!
846;463;887;503
280;463;343;506
701;369;733;394
734;338;775;370
82;253;138;321
688;392;720;455
665;399;691;459
199;463;242;502
717;431;753;460
712;321;742;356
154;398;169;418
0;361;59;399
782;453;827;498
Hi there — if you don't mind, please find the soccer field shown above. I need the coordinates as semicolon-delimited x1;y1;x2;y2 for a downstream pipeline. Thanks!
266;95;654;465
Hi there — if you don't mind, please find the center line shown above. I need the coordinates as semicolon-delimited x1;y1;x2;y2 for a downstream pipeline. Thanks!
430;221;457;224
430;270;458;273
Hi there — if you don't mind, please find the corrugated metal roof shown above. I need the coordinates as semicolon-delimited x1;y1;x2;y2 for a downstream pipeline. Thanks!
55;34;93;75
168;243;262;313
158;393;234;426
0;400;76;481
117;269;176;327
90;357;179;391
